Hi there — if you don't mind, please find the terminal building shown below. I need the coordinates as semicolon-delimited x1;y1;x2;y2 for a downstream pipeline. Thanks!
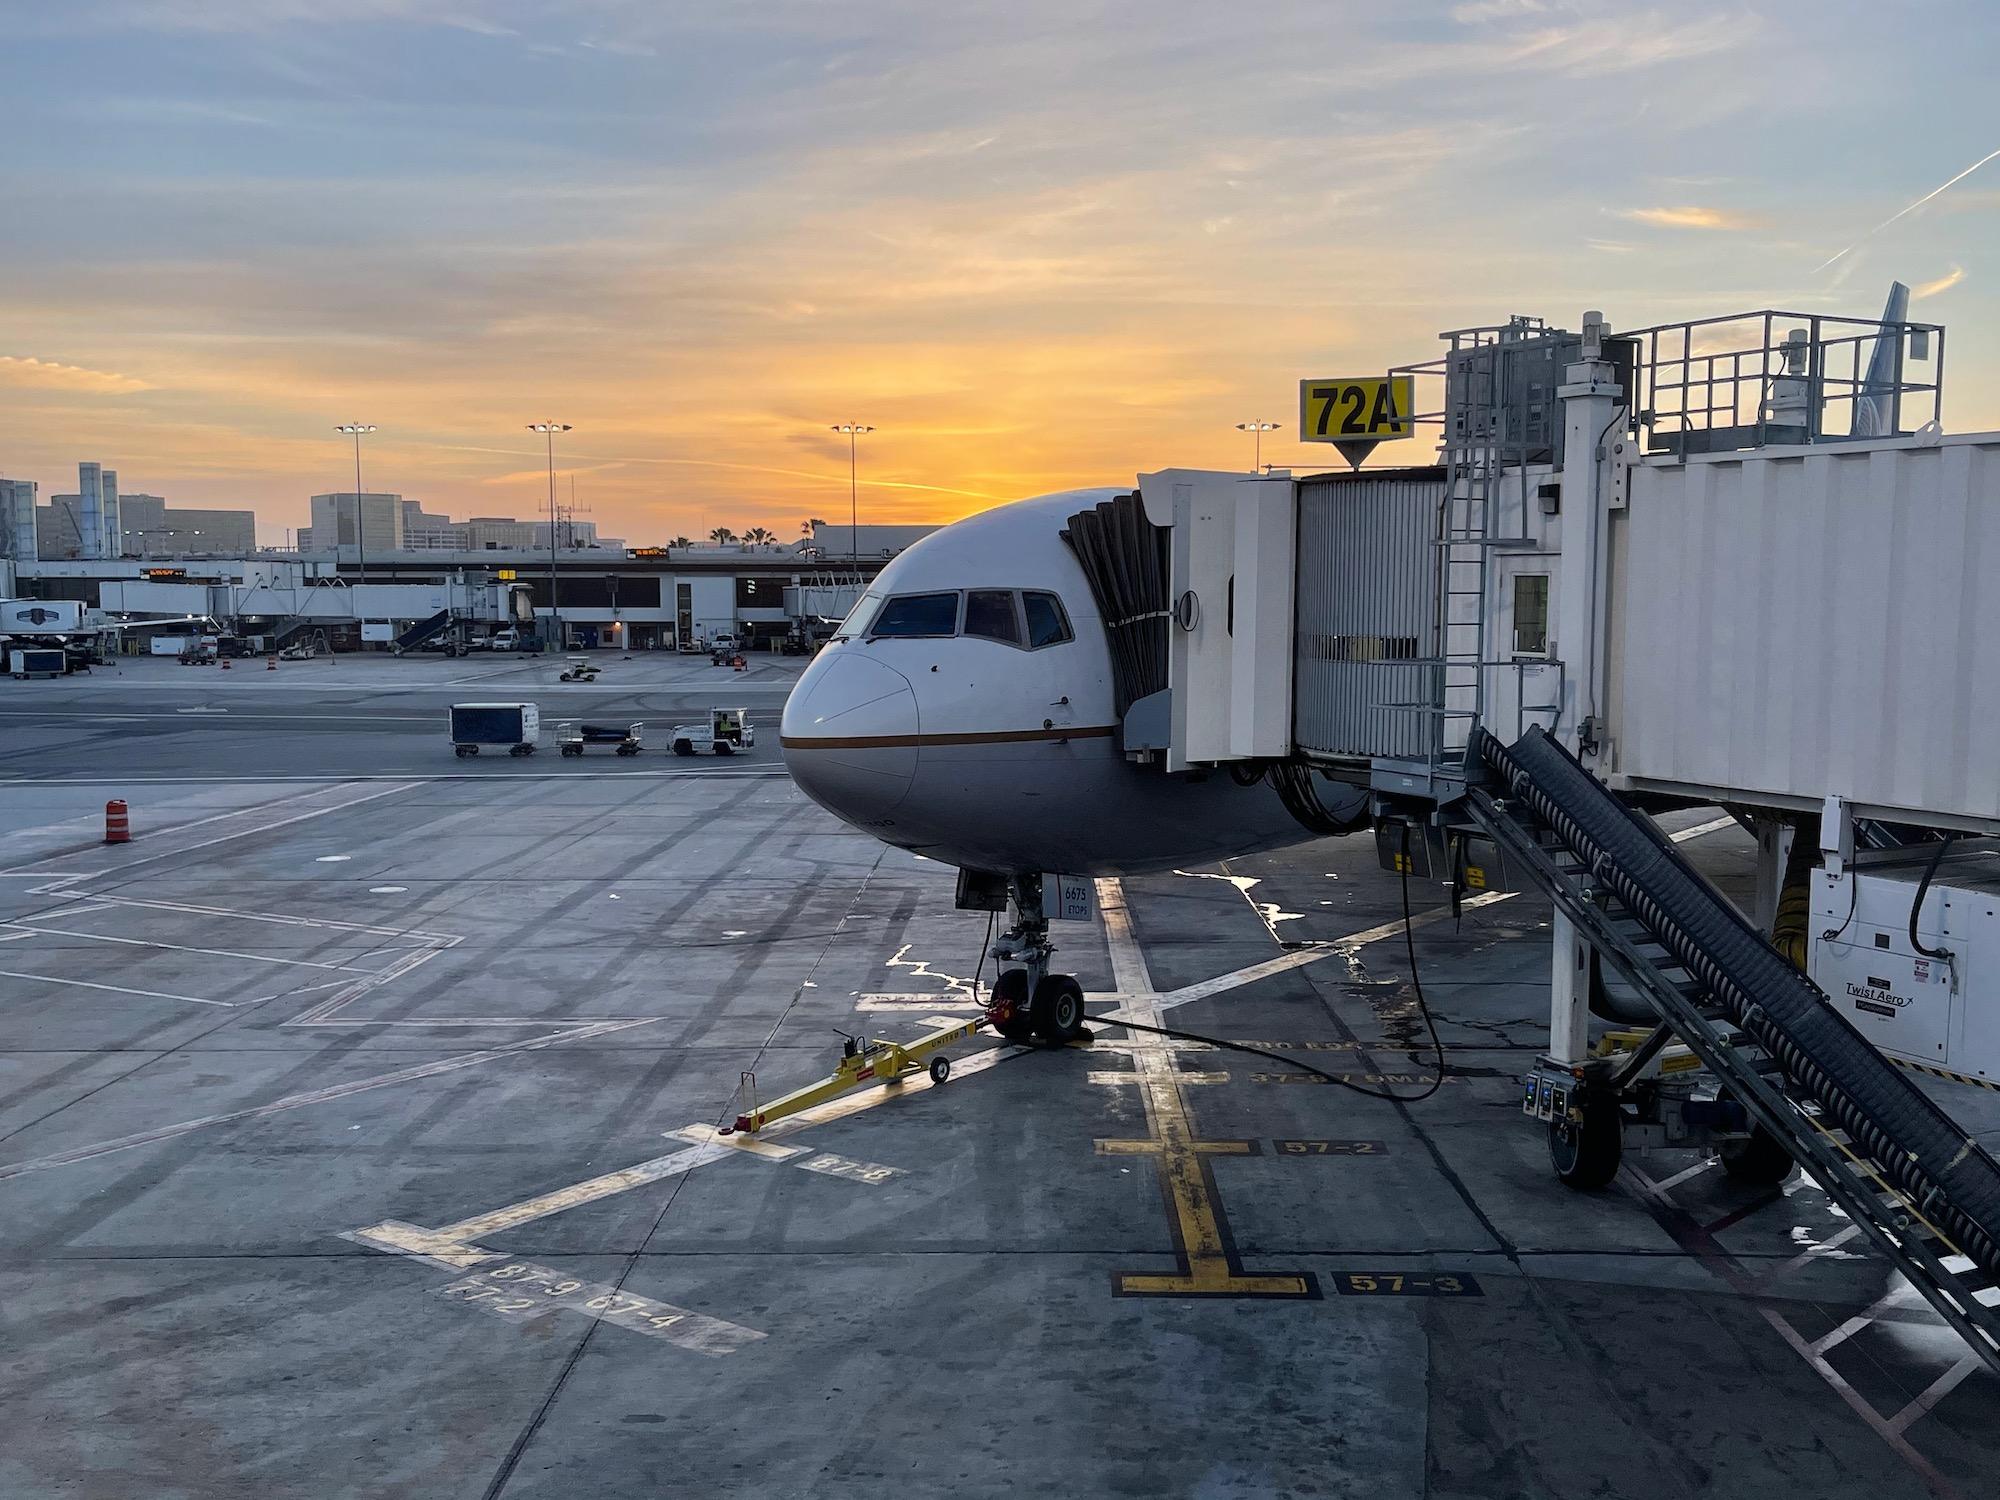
0;464;940;651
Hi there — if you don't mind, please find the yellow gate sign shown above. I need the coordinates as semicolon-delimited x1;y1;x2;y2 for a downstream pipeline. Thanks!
1299;375;1414;443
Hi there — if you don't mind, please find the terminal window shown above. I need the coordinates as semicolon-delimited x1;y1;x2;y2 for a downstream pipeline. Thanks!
1513;574;1549;655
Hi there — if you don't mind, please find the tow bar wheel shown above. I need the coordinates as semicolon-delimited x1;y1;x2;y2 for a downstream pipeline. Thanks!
928;1055;951;1085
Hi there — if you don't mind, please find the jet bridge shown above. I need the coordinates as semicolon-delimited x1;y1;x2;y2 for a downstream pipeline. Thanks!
1094;296;2000;1369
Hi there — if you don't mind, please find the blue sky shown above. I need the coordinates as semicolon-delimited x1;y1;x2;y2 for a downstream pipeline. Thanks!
1;1;1995;541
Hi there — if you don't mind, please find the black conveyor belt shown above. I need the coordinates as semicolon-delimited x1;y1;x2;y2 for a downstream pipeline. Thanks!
1476;725;2000;1277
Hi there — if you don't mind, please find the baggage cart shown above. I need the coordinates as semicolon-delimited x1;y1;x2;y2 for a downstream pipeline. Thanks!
450;702;540;758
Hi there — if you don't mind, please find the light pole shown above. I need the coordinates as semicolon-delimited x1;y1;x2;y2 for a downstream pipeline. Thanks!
335;424;375;639
1236;420;1279;474
829;424;874;570
528;423;571;650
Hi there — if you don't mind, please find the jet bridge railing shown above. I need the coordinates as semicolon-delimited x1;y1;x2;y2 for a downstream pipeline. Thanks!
1464;724;2000;1376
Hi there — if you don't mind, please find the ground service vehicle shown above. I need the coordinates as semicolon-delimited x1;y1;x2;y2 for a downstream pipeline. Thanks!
557;721;643;756
8;648;65;680
671;707;753;756
450;702;540;757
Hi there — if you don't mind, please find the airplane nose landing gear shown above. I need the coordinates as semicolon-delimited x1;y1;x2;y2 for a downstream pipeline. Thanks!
983;874;1088;1045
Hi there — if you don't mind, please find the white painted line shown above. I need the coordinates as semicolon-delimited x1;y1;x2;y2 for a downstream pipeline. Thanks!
0;967;239;1007
425;1044;1036;1244
434;1142;737;1242
1887;1354;1984;1435
1;922;377;973
0;1019;657;1181
664;1124;807;1161
792;1152;904;1184
16;887;459;943
1651;1158;1719;1193
1091;885;1519;1028
0;710;436;723
1671;816;1739;844
307;1015;663;1028
856;994;983;1012
437;1260;764;1354
286;946;445;1025
0;771;789;785
1330;889;1519;953
1096;876;1154;995
1760;1224;1866;1287
13;780;422;881
342;1220;500;1269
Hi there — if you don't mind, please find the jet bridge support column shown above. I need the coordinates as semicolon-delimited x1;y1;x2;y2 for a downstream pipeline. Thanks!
1546;311;1624;1063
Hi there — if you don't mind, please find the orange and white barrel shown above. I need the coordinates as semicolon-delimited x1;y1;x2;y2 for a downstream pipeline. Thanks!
104;799;130;844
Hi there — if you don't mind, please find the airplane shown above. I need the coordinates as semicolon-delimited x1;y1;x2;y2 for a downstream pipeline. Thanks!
780;486;1367;1044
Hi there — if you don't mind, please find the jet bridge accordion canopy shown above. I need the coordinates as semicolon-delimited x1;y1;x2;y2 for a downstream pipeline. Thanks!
1290;467;1445;762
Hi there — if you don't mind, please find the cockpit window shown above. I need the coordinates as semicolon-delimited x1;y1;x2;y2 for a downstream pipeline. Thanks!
833;589;884;639
963;590;1022;646
1022;591;1072;648
869;592;960;638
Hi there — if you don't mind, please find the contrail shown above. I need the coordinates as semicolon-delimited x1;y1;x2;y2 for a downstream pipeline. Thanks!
1815;146;2000;273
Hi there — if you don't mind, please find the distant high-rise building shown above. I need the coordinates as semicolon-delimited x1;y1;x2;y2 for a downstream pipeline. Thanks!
118;494;256;554
101;468;119;556
306;492;404;553
77;462;105;558
0;479;36;564
41;488;255;557
399;499;466;550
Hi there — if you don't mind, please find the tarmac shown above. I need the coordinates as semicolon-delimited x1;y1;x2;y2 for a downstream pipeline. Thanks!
1;650;1996;1499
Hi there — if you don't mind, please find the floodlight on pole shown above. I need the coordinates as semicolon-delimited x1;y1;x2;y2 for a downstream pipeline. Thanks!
1236;420;1280;474
528;423;572;649
334;425;376;624
829;424;875;568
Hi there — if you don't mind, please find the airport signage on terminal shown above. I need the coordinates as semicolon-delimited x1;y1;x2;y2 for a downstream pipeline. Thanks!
1298;375;1414;443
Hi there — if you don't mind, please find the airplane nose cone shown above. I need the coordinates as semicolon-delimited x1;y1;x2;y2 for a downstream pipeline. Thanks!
781;648;920;825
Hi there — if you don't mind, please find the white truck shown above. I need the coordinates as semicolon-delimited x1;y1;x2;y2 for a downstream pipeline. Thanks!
670;707;753;757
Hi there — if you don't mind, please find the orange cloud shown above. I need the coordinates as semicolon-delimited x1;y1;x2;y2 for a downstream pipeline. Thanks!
0;356;154;393
1914;265;1966;298
1623;205;1766;231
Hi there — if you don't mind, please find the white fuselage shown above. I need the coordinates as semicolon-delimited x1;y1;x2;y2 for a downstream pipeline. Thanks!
780;489;1325;876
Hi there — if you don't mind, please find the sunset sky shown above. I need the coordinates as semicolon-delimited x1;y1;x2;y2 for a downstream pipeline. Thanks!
2;1;1996;547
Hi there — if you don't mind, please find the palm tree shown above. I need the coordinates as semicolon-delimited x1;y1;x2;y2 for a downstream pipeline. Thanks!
803;517;828;538
669;536;691;548
709;526;737;545
744;526;775;545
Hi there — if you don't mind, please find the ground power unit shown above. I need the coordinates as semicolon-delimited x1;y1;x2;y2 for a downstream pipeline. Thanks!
1810;863;2000;1082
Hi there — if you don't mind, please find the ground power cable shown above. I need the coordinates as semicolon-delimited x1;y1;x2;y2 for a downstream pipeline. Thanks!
1085;835;1449;1104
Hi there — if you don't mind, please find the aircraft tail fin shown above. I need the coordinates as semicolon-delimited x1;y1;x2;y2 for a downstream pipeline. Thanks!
1852;280;1911;437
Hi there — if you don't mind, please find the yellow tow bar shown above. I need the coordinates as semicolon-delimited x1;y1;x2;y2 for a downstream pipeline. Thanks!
726;1014;987;1134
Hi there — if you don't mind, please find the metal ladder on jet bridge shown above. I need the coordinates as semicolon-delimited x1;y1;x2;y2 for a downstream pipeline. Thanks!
1461;724;2000;1377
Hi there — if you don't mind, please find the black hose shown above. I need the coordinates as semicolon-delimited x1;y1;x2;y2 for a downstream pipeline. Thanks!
1102;830;1448;1104
1910;833;1957;962
971;908;997;996
1269;762;1372;836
